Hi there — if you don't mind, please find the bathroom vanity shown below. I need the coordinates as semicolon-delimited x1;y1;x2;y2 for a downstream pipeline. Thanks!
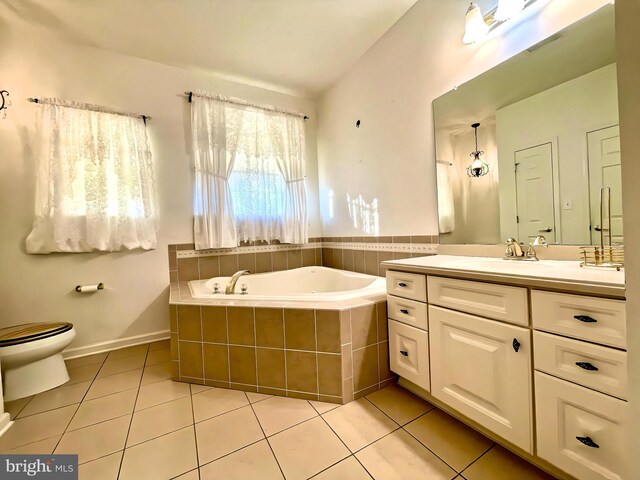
383;255;626;480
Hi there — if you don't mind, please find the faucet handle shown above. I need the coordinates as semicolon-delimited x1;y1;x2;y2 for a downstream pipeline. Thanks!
532;235;548;247
213;283;220;294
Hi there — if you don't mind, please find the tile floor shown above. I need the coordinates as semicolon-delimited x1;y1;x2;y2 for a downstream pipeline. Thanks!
1;341;557;479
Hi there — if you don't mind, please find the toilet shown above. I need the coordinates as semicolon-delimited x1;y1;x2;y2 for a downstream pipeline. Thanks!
0;323;76;402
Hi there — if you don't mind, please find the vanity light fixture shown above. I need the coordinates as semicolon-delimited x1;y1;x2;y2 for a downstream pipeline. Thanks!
463;2;489;45
466;122;490;177
495;0;525;21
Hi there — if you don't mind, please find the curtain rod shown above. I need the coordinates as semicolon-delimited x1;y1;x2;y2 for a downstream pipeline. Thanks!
27;98;151;123
437;160;453;166
185;91;309;120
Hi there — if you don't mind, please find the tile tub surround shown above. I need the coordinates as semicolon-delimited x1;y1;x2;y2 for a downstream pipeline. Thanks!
168;296;395;403
169;235;438;282
1;348;556;480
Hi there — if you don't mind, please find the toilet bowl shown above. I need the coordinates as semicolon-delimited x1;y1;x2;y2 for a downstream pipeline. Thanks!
0;323;76;402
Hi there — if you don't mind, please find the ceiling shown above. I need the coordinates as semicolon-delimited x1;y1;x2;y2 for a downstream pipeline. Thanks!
0;0;418;96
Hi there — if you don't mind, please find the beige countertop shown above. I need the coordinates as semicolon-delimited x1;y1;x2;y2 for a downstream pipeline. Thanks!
382;255;625;299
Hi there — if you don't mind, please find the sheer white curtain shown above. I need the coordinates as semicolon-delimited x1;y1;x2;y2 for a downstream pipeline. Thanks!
191;94;307;248
437;162;455;233
26;100;158;253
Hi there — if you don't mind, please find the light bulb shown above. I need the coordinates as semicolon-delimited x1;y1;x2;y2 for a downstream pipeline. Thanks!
463;2;489;45
494;0;525;22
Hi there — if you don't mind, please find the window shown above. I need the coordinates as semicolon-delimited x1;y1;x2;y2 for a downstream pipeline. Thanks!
191;93;307;249
26;99;158;253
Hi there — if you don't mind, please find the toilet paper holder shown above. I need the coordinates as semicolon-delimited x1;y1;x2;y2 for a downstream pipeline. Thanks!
75;283;104;293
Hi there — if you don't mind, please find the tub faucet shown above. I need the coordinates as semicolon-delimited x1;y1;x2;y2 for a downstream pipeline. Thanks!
226;270;250;294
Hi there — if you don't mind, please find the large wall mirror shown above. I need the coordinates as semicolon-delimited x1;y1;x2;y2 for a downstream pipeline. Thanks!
434;4;619;246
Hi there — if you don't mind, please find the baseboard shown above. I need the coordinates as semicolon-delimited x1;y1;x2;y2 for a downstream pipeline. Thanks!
0;413;12;438
62;330;171;360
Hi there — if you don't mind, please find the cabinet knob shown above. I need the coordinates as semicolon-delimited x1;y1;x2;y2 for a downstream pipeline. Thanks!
398;282;408;287
575;362;599;371
400;309;409;315
576;436;600;448
574;315;597;323
400;350;409;357
512;338;521;353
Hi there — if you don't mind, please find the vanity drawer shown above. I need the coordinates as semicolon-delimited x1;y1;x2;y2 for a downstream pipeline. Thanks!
386;271;427;302
535;372;628;480
531;290;626;348
427;276;528;326
388;319;430;391
387;295;428;331
534;331;627;400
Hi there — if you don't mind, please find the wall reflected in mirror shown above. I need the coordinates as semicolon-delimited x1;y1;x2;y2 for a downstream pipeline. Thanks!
433;4;620;246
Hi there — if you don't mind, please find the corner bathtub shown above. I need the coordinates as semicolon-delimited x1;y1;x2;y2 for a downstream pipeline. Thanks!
188;266;386;302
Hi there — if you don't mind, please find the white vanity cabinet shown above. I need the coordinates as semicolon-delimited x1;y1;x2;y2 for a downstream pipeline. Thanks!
385;262;627;480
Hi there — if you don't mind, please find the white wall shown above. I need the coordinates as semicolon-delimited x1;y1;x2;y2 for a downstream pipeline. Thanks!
0;21;319;351
496;63;618;244
317;0;612;237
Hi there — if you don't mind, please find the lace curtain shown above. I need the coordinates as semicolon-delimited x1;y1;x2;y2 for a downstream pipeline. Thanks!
191;94;307;249
25;100;158;253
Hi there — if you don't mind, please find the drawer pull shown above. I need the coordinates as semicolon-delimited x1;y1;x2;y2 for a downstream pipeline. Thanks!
576;436;600;448
574;315;597;323
400;309;409;315
398;282;408;287
575;361;599;371
400;350;409;357
512;338;521;353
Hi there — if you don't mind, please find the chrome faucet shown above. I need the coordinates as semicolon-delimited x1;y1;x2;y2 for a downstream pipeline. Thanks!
504;238;525;259
225;270;250;294
525;235;548;261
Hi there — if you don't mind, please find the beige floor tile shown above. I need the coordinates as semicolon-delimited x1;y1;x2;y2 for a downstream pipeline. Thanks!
252;396;318;436
120;426;198;480
98;353;147;377
85;369;143;400
5;435;61;454
18;381;91;417
135;379;190;411
310;400;340;415
146;348;171;366
196;405;265;465
322;398;398;452
200;439;284;480
191;384;213;394
107;344;149;360
65;352;108;369
0;405;76;450
269;417;350;480
192;387;249;423
127;396;194;447
246;391;272;403
68;389;137;431
67;362;102;385
366;384;433;425
4;396;33;419
141;361;174;385
149;339;170;351
55;414;131;464
77;450;123;480
311;456;372;480
174;469;200;480
462;445;556;480
355;430;457;480
405;409;494;471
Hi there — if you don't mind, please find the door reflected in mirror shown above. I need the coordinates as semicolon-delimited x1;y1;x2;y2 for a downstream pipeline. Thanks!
433;4;621;246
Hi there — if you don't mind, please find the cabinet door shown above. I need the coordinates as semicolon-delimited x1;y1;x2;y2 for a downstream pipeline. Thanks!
388;320;430;391
429;305;533;452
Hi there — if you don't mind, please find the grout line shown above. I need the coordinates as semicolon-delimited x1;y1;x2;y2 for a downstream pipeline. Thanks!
246;394;286;479
188;384;202;480
457;443;495;477
115;344;151;479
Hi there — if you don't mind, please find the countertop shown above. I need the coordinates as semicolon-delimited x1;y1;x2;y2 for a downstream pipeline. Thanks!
382;255;625;299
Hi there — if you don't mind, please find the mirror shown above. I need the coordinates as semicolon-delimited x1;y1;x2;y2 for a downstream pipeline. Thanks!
434;4;619;246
